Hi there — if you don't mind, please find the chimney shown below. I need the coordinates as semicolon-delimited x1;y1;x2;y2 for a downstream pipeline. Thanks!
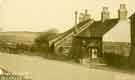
74;10;78;25
79;12;85;23
84;9;91;21
118;4;128;20
101;7;110;22
85;9;88;16
74;11;79;33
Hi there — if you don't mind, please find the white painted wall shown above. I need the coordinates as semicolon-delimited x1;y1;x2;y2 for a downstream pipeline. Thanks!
103;20;131;42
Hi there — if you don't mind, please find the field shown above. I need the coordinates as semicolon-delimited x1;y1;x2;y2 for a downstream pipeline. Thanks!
0;31;41;45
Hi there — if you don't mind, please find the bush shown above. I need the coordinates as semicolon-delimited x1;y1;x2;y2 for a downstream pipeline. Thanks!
103;52;129;68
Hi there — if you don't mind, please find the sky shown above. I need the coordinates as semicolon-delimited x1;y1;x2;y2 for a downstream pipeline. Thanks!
0;0;135;32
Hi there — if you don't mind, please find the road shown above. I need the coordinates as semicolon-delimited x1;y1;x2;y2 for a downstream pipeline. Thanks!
0;53;134;80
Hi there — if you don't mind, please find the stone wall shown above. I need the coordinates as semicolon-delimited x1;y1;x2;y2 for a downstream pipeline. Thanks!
103;42;131;56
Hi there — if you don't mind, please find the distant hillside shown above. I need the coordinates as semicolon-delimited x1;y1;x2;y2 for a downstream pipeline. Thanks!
0;31;42;45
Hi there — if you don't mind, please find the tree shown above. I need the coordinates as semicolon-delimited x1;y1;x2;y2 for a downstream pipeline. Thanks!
34;28;58;54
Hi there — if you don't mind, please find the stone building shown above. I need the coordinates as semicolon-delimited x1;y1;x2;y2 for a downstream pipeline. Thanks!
49;4;133;61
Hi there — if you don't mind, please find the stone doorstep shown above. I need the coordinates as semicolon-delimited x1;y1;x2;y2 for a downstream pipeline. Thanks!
81;58;107;67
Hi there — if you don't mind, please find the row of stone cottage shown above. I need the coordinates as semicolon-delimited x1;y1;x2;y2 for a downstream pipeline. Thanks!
49;4;135;60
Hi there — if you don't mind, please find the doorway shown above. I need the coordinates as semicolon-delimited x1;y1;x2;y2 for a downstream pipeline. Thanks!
88;47;98;60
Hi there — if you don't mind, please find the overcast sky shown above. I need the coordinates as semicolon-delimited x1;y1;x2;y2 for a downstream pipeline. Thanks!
0;0;134;32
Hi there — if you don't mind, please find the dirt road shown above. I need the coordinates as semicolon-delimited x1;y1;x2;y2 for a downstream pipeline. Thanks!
0;53;134;80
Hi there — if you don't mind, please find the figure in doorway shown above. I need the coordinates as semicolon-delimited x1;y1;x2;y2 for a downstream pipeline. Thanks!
88;47;98;62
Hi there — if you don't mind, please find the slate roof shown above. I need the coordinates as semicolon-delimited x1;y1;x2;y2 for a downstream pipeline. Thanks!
49;19;91;44
49;18;119;46
129;12;135;19
76;12;135;38
75;18;119;38
88;18;119;37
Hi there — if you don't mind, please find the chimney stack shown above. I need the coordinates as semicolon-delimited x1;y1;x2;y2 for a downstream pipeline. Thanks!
84;9;91;21
75;10;78;25
79;12;85;23
74;10;79;33
118;4;128;20
85;9;88;16
101;7;110;22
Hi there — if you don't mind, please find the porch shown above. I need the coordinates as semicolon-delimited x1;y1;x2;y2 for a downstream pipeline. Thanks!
71;36;103;63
